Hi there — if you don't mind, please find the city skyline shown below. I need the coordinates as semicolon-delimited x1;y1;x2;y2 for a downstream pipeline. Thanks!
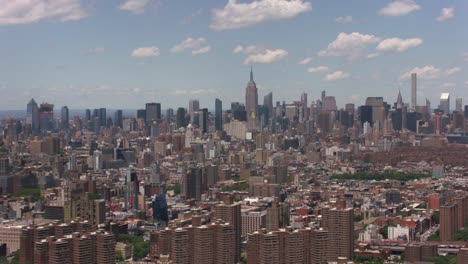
0;0;467;110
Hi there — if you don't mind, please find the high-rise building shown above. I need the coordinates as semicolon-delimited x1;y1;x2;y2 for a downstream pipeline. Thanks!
20;224;115;264
264;92;273;122
454;196;467;230
322;96;337;112
98;108;106;127
166;108;174;122
114;110;123;128
245;67;258;130
456;98;463;112
189;99;199;124
70;191;106;226
39;103;54;133
241;211;266;238
26;98;39;133
365;97;387;129
246;227;331;264
440;204;456;241
199;108;208;134
145;103;161;125
150;223;236;263
85;109;91;121
136;109;146;119
411;73;417;111
231;102;247;121
214;200;242;262
95;231;116;264
266;198;290;231
301;92;308;122
176;107;186;128
439;93;450;114
152;194;169;225
215;98;223;131
61;106;69;129
182;165;204;200
326;208;354;261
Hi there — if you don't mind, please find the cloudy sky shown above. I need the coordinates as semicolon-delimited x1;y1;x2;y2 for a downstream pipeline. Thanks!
0;0;467;110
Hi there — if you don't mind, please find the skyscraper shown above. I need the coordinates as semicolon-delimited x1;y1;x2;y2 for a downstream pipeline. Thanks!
411;73;417;111
26;99;39;134
396;90;404;109
215;98;223;131
263;92;273;122
114;110;123;128
439;93;450;114
245;67;258;130
166;108;174;122
60;106;69;129
38;103;54;133
301;92;308;121
189;99;199;124
176;107;186;128
199;108;208;133
99;108;107;127
145;103;161;125
456;98;462;112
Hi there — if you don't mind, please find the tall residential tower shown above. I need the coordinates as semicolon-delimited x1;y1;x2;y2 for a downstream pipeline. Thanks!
411;73;417;111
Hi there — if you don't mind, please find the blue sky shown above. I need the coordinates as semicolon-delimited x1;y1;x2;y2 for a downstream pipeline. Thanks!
0;0;467;110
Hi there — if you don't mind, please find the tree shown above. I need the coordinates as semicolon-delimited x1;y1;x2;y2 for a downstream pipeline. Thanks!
380;225;389;239
116;251;124;262
428;230;440;241
431;210;440;224
431;255;457;264
116;234;149;261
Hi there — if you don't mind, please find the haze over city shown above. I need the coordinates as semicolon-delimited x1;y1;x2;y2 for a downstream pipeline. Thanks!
0;0;467;110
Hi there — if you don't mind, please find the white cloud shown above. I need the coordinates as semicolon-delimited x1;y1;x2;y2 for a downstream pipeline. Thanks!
192;46;212;55
466;81;468;86
378;0;421;16
119;0;158;14
234;45;288;64
442;82;456;88
324;71;350;81
318;32;380;59
298;57;313;64
445;67;461;76
335;16;353;24
171;37;211;55
437;7;454;21
376;38;423;52
244;49;288;64
307;66;329;73
233;45;259;54
131;46;160;57
210;0;312;31
400;65;441;80
367;53;380;58
0;0;88;25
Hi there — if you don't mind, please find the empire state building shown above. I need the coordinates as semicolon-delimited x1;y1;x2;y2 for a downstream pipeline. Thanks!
245;67;258;130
